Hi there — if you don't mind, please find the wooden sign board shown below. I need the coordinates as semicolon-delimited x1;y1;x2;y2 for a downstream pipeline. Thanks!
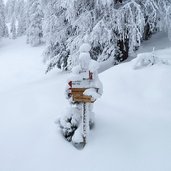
73;95;92;103
71;88;94;103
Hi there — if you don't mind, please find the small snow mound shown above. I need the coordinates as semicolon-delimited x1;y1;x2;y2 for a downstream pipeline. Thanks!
72;65;81;74
83;88;101;101
72;127;84;143
133;52;170;69
79;43;91;52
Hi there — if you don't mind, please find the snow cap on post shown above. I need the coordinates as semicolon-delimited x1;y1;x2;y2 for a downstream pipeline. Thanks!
79;43;91;71
79;43;91;53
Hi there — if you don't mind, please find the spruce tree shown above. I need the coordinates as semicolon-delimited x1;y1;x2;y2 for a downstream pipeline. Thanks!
0;0;6;39
5;0;16;22
17;0;27;36
27;0;43;47
4;24;9;38
10;15;16;39
43;0;70;72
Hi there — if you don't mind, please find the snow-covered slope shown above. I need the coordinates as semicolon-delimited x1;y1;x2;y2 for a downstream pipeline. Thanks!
0;34;171;171
0;37;45;92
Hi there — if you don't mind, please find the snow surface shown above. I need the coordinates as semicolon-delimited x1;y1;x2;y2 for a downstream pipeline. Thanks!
134;51;171;69
0;34;171;171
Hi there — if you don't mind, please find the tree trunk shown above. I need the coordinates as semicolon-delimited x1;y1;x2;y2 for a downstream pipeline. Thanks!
115;0;123;3
143;22;151;40
117;38;129;62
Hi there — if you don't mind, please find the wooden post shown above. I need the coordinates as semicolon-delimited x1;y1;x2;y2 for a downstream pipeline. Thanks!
82;102;89;144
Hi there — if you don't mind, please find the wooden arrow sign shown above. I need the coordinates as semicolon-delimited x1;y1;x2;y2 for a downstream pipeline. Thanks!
71;88;94;103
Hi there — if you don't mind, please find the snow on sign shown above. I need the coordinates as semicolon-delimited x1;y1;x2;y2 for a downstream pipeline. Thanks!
72;80;91;88
70;80;94;103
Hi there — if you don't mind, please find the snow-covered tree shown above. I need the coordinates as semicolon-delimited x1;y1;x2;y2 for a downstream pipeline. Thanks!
10;15;16;39
159;0;171;40
17;0;27;36
4;24;9;37
5;0;27;37
26;0;30;44
42;0;171;72
0;0;6;39
26;0;43;47
43;0;70;71
44;0;144;71
5;0;16;22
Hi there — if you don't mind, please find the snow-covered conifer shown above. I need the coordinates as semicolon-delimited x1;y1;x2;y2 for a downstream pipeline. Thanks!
165;3;171;40
43;0;171;72
26;0;30;44
43;0;70;72
27;0;43;47
4;24;9;38
17;0;27;36
5;0;16;22
44;0;145;71
10;15;16;39
0;0;6;39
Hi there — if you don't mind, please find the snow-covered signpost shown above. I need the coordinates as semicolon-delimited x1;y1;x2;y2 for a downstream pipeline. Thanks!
58;42;103;149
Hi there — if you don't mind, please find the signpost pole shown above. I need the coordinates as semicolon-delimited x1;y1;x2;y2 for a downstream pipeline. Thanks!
82;102;88;144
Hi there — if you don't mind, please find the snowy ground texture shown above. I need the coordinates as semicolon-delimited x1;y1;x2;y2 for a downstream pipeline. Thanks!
0;33;171;171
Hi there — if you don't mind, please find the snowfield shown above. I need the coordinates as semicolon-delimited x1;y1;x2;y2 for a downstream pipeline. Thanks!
0;34;171;171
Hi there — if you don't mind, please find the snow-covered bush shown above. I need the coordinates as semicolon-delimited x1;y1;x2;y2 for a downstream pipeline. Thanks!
134;50;171;69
